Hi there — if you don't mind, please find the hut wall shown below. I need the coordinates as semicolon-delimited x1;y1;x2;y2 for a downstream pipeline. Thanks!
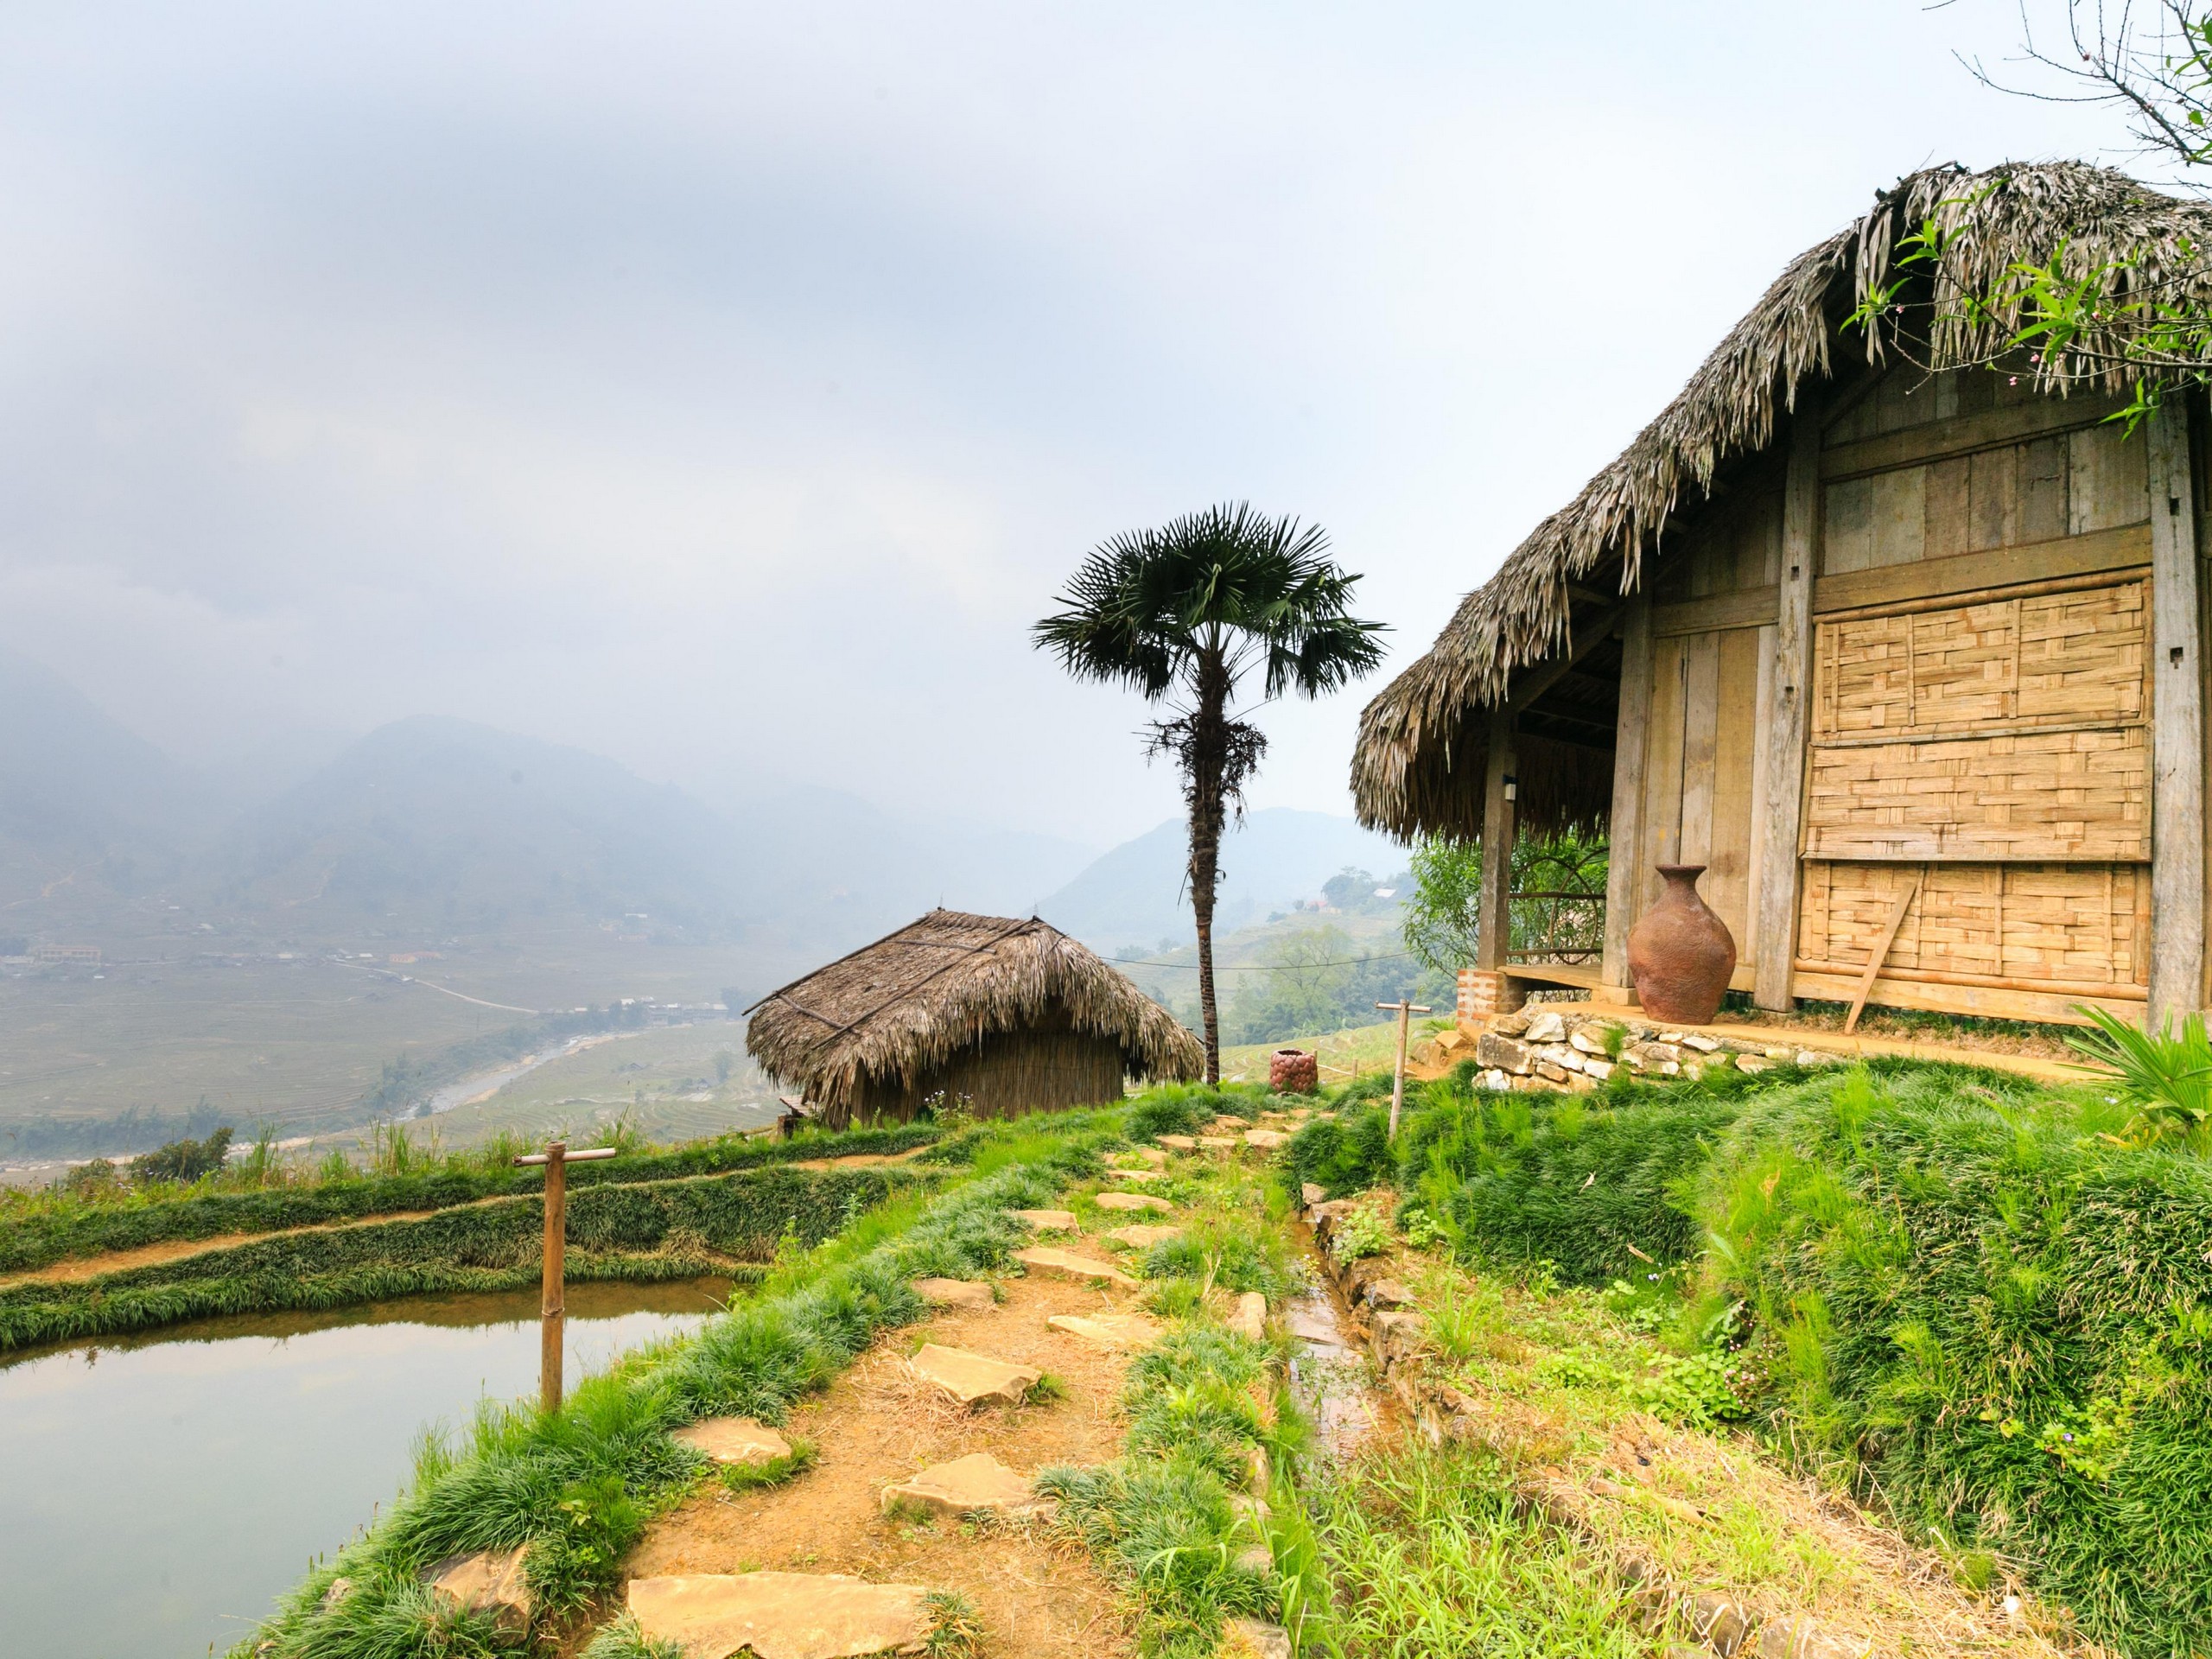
847;1029;1128;1124
1618;365;2185;1024
1630;472;1784;986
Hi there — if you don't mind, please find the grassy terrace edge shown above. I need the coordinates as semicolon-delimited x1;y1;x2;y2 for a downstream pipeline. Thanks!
0;1121;942;1276
0;1160;939;1354
224;1111;1122;1659
1290;1052;2212;1659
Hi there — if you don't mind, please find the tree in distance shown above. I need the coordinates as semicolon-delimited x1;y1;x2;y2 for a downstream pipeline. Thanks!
1033;502;1384;1081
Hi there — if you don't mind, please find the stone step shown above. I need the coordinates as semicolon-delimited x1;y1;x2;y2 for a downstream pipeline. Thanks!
881;1452;1047;1520
1101;1224;1180;1250
424;1546;531;1636
908;1341;1042;1406
1224;1616;1294;1658
627;1571;932;1659
1012;1246;1137;1287
1117;1147;1169;1167
674;1417;794;1468
1010;1207;1077;1232
1197;1135;1240;1154
1243;1128;1290;1150
1047;1312;1161;1351
1093;1192;1175;1214
1104;1166;1169;1183
1154;1134;1198;1151
1226;1292;1268;1341
912;1276;995;1312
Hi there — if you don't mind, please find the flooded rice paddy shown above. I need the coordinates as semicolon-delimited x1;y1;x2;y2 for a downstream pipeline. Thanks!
0;1278;735;1657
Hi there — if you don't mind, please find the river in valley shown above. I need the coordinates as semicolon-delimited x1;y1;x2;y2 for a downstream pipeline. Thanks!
0;1278;736;1657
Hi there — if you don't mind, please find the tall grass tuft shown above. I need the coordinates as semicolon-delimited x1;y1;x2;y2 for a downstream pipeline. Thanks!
2068;1004;2212;1150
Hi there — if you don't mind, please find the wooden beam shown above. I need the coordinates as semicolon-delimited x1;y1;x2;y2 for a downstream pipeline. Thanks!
1505;600;1629;712
1843;874;1920;1033
2149;397;2205;1027
1600;594;1654;989
1476;705;1516;971
1813;522;2149;616
1652;586;1780;637
1753;388;1824;1009
1821;390;2124;481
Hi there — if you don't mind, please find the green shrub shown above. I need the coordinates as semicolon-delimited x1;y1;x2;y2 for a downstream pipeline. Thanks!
130;1125;234;1184
1694;1065;2212;1653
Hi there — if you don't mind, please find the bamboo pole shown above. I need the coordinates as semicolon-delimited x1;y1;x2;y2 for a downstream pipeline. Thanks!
1376;1000;1434;1141
514;1140;620;1412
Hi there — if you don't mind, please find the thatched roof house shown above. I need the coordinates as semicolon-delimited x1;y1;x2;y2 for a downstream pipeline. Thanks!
745;909;1202;1127
1354;162;2212;1030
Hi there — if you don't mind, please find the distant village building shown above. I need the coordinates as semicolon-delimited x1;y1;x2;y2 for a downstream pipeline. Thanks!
1354;163;2212;1031
34;944;102;966
745;908;1202;1128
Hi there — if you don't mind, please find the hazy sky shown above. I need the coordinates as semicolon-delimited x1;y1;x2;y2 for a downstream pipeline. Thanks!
0;3;2138;846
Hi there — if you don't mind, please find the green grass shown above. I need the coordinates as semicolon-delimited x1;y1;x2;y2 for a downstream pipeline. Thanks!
0;1118;941;1275
1307;1443;1645;1658
0;1163;931;1352
1288;1057;2212;1656
228;1118;1118;1658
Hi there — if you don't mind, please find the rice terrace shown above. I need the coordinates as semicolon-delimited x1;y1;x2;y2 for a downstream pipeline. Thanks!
16;5;2212;1659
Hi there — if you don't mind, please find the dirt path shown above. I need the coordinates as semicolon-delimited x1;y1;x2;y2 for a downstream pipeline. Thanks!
607;1264;1141;1656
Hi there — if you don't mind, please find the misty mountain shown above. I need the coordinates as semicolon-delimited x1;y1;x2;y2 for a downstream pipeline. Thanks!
0;654;1100;951
1037;806;1408;949
215;715;765;936
0;649;214;920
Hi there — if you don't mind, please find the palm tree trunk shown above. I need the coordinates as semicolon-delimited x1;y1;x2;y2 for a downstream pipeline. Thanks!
1186;655;1230;1084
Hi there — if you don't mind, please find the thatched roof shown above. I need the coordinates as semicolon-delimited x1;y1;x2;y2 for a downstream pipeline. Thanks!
1352;160;2212;841
744;908;1202;1108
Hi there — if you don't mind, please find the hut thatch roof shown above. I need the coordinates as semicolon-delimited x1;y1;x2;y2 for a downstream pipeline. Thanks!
1352;161;2212;841
744;908;1202;1108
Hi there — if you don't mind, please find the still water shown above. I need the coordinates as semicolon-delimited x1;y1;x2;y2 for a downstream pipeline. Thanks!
0;1278;735;1657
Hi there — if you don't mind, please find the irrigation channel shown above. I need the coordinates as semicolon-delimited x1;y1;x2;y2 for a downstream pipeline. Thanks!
0;1275;737;1657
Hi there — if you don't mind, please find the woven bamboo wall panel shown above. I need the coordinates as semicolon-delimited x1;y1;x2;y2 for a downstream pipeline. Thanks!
1804;725;2149;861
1814;580;2146;738
1797;860;2147;989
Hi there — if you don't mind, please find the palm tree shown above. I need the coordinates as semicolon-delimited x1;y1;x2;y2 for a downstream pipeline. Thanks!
1034;503;1385;1082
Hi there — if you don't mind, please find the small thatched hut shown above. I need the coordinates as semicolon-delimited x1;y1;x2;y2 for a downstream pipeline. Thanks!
1353;162;2212;1031
744;908;1203;1127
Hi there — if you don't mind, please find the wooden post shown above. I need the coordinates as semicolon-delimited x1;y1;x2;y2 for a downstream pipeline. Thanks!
1602;595;1652;993
1477;705;1516;972
515;1141;620;1413
1376;999;1434;1140
2149;397;2204;1028
1753;385;1824;1010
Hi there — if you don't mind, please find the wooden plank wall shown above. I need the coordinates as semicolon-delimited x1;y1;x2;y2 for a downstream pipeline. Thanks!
1634;485;1781;982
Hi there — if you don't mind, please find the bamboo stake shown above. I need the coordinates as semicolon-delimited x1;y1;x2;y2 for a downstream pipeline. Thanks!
1843;875;1920;1034
514;1140;620;1412
1376;1000;1434;1140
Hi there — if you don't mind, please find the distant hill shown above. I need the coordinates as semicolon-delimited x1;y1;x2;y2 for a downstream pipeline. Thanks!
1037;806;1408;949
0;660;1099;954
0;648;213;927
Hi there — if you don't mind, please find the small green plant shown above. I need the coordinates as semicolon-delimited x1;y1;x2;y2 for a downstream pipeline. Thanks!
1026;1373;1068;1404
716;1438;817;1493
1630;1348;1751;1430
1327;1202;1393;1264
2068;1004;2212;1149
923;1590;984;1657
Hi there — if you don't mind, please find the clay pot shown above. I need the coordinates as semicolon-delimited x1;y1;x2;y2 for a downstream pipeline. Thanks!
1625;864;1738;1025
1268;1048;1319;1094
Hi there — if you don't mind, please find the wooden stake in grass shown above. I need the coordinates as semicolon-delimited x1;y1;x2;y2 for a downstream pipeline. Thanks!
513;1139;620;1411
1376;1000;1433;1140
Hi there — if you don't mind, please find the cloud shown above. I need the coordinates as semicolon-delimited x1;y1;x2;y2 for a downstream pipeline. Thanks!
0;1;2133;842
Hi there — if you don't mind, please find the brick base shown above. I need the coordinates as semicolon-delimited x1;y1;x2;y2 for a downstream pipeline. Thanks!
1456;968;1526;1022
